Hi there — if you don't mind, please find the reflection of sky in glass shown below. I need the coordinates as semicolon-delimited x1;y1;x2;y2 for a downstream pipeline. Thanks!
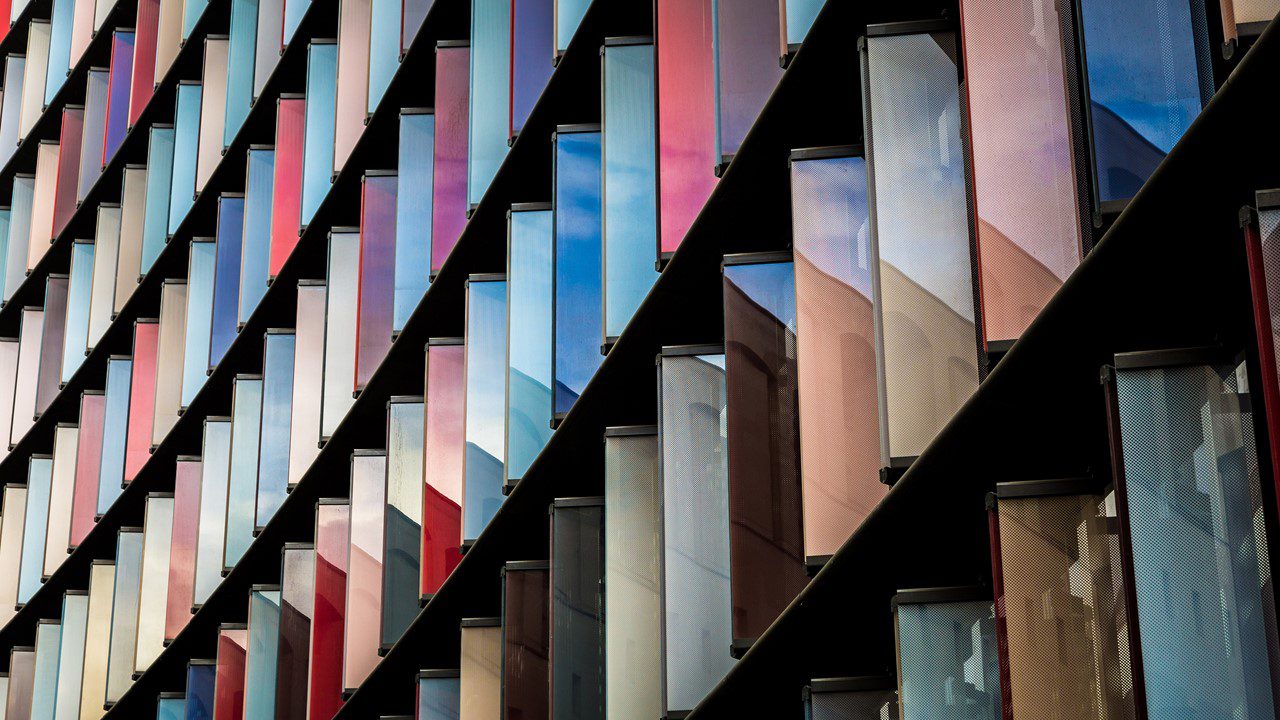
792;156;870;293
167;458;201;641
155;282;189;445
19;457;54;603
553;130;602;415
185;661;216;719
356;174;397;389
244;588;281;718
157;697;186;719
383;399;424;646
142;125;175;275
467;0;510;206
224;376;262;568
551;503;605;716
182;0;207;39
62;241;95;382
1081;0;1207;203
270;97;305;276
310;502;349;718
463;278;506;542
423;342;464;593
105;530;142;703
126;322;159;479
712;0;783;159
78;68;108;201
724;262;796;332
289;283;325;484
367;0;398;113
895;600;999;718
182;240;216;407
322;231;360;437
88;206;121;349
396;112;434;332
96;357;131;515
169;83;202;235
282;0;308;45
784;0;822;47
302;42;337;224
0;57;25;170
225;0;258;145
506;209;554;483
603;43;660;340
4;175;34;300
257;332;295;527
45;0;74;104
211;196;245;370
345;452;385;690
554;0;588;54
240;149;275;324
511;0;553;137
194;418;231;604
419;675;461;720
54;592;89;719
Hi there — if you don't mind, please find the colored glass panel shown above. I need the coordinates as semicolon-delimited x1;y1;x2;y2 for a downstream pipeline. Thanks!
245;588;281;718
502;563;549;719
712;0;783;161
197;39;229;192
223;375;263;569
35;275;69;416
211;195;246;369
18;23;51;142
308;501;349;719
169;82;202;235
182;0;208;41
186;661;217;720
240;148;276;324
381;398;424;647
551;129;601;416
505;208;552;484
30;621;61;720
0;486;28;621
510;0;552;138
117;166;147;310
459;621;500;719
125;320;159;481
302;41;337;224
62;240;94;382
158;696;186;719
0;56;24;169
226;0;258;145
0;339;15;465
288;282;325;485
104;31;135;167
43;425;79;577
52;592;89;720
334;0;370;172
551;501;604;718
804;679;899;719
135;494;175;674
79;561;115;718
431;43;468;273
105;528;143;704
18;457;53;603
96;356;132;514
894;594;1000;718
143;125;176;275
79;69;109;202
553;0;588;55
422;341;464;598
276;544;314;720
5;648;35;719
44;0;75;105
8;309;43;447
367;0;398;113
394;110;434;332
282;0;308;49
214;627;248;720
69;392;105;548
467;0;510;206
344;451;386;690
321;230;359;438
153;281;189;445
131;0;160;124
401;0;431;53
28;142;59;273
356;173;396;390
257;331;295;527
781;0;822;51
253;0;283;98
87;204;121;350
182;240;216;408
194;418;231;604
167;457;202;641
53;108;85;238
462;277;506;544
4;176;34;303
270;97;305;276
418;672;461;720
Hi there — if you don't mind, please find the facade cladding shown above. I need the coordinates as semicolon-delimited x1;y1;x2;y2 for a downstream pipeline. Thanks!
3;0;1280;718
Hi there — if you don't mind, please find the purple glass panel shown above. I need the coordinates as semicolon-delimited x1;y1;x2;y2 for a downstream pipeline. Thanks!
510;0;552;139
713;0;782;162
36;275;69;416
355;173;397;391
104;30;135;165
431;43;469;273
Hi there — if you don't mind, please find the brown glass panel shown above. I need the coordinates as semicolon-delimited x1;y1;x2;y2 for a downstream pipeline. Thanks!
502;563;549;720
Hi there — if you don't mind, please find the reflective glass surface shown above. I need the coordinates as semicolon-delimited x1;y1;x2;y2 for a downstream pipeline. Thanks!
79;561;115;718
157;697;186;719
5;648;35;719
552;130;602;416
97;356;132;514
431;44;469;273
382;399;424;647
61;240;94;382
211;195;246;369
194;418;232;604
712;0;782;160
18;457;53;604
131;0;160;123
422;341;464;597
197;39;229;192
356;173;397;390
0;486;28;620
240;148;276;324
53;108;84;238
142;125;176;275
302;41;337;224
894;598;1000;719
395;111;434;332
105;529;142;704
30;621;61;720
462;278;506;544
505;208;553;484
78;68;109;202
88;204;121;350
401;0;432;52
282;0;308;46
554;0;588;54
321;230;359;438
185;661;216;720
214;628;248;720
467;0;510;206
511;0;552;138
135;495;175;674
44;0;74;104
253;0;283;97
459;622;500;719
104;31;134;164
270;97;305;276
345;451;386;690
19;23;50;143
309;501;349;719
118;166;147;312
367;0;398;112
257;332;295;527
181;240;217;408
418;673;461;720
9;309;42;448
502;564;549;719
334;0;371;171
126;320;158;481
225;0;258;145
0;340;15;466
3;176;33;301
169;82;202;235
277;544;314;720
782;0;822;49
602;42;659;340
288;282;326;485
36;276;69;415
52;592;88;720
805;681;899;719
0;57;25;171
862;29;978;462
551;502;605;718
43;425;79;578
658;351;734;713
167;457;202;641
69;392;105;548
224;376;263;569
245;589;281;719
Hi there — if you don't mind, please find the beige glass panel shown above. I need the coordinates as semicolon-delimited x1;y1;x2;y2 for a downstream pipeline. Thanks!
196;38;229;192
288;282;325;485
460;623;500;720
43;424;79;577
154;0;183;83
333;0;371;173
134;494;175;673
80;561;115;720
0;486;28;624
18;21;51;141
115;166;148;313
1;339;19;462
153;281;188;446
88;205;122;351
10;309;45;447
28;141;60;271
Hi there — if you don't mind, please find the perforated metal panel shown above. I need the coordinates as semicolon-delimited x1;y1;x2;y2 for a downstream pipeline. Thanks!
511;0;553;138
88;205;121;349
124;321;156;482
6;647;35;719
153;280;188;446
167;457;201;641
193;418;231;604
322;230;360;437
368;0;398;112
225;0;256;143
302;41;337;224
131;0;159;123
357;173;398;390
77;69;108;202
805;683;898;720
432;44;470;273
182;241;216;407
36;276;69;415
52;592;88;720
18;457;52;604
501;564;549;719
396;111;434;332
552;129;602;417
43;425;78;578
196;38;228;192
61;240;93;382
214;627;248;719
712;0;783;160
270;97;305;275
334;0;371;170
142;126;175;275
419;672;461;720
80;562;114;718
423;341;465;598
894;594;1000;719
186;660;217;719
310;501;350;718
240;148;275;324
30;620;60;719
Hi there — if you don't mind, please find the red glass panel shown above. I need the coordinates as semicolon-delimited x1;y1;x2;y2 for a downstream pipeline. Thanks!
270;96;306;278
355;173;396;391
54;107;85;238
69;391;106;548
36;276;69;416
422;341;464;598
131;0;161;125
309;500;349;719
126;319;159;481
655;0;717;257
166;457;202;641
502;563;549;719
344;451;386;691
215;626;249;720
431;44;469;273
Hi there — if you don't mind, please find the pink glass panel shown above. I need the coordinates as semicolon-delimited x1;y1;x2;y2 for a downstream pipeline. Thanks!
959;0;1084;345
54;107;85;238
431;44;469;273
131;0;161;125
126;320;159;480
270;96;305;277
655;0;717;256
69;391;106;548
215;627;249;719
422;342;464;597
309;501;349;719
343;452;385;691
333;0;371;172
166;457;201;641
355;173;396;390
36;276;69;416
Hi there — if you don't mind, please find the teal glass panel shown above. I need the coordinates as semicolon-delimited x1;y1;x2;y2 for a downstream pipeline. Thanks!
18;457;54;604
224;376;263;569
256;331;295;528
225;0;259;145
31;621;61;719
282;0;309;47
302;41;337;224
52;592;88;720
61;240;95;382
462;277;506;543
466;0;510;206
105;529;143;704
784;0;822;47
5;175;35;301
602;41;659;340
44;0;74;104
554;0;588;55
194;418;232;604
244;588;281;718
181;239;216;407
394;110;434;332
142;125;176;275
157;697;187;719
96;356;132;514
367;0;399;113
505;208;552;484
169;83;202;236
182;0;208;41
239;148;275;324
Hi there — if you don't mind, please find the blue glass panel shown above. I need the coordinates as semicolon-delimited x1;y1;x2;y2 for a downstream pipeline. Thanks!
210;196;245;369
244;588;281;718
505;208;553;484
462;277;506;543
552;130;602;416
554;0;589;55
1114;361;1280;720
61;241;95;382
256;332;294;527
282;0;309;47
96;357;132;515
321;230;359;438
31;621;61;719
143;125;177;275
302;41;337;224
467;0;510;206
5;175;35;301
511;0;552;137
53;592;89;720
367;0;399;113
44;0;74;104
418;674;461;720
157;697;187;719
1079;0;1211;205
169;83;202;235
79;68;110;201
224;376;263;568
184;662;216;720
783;0;822;47
19;457;54;604
194;419;232;604
895;599;1000;718
239;148;275;324
602;41;659;340
394;111;434;332
225;0;259;145
0;56;24;169
181;239;216;407
182;0;208;40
